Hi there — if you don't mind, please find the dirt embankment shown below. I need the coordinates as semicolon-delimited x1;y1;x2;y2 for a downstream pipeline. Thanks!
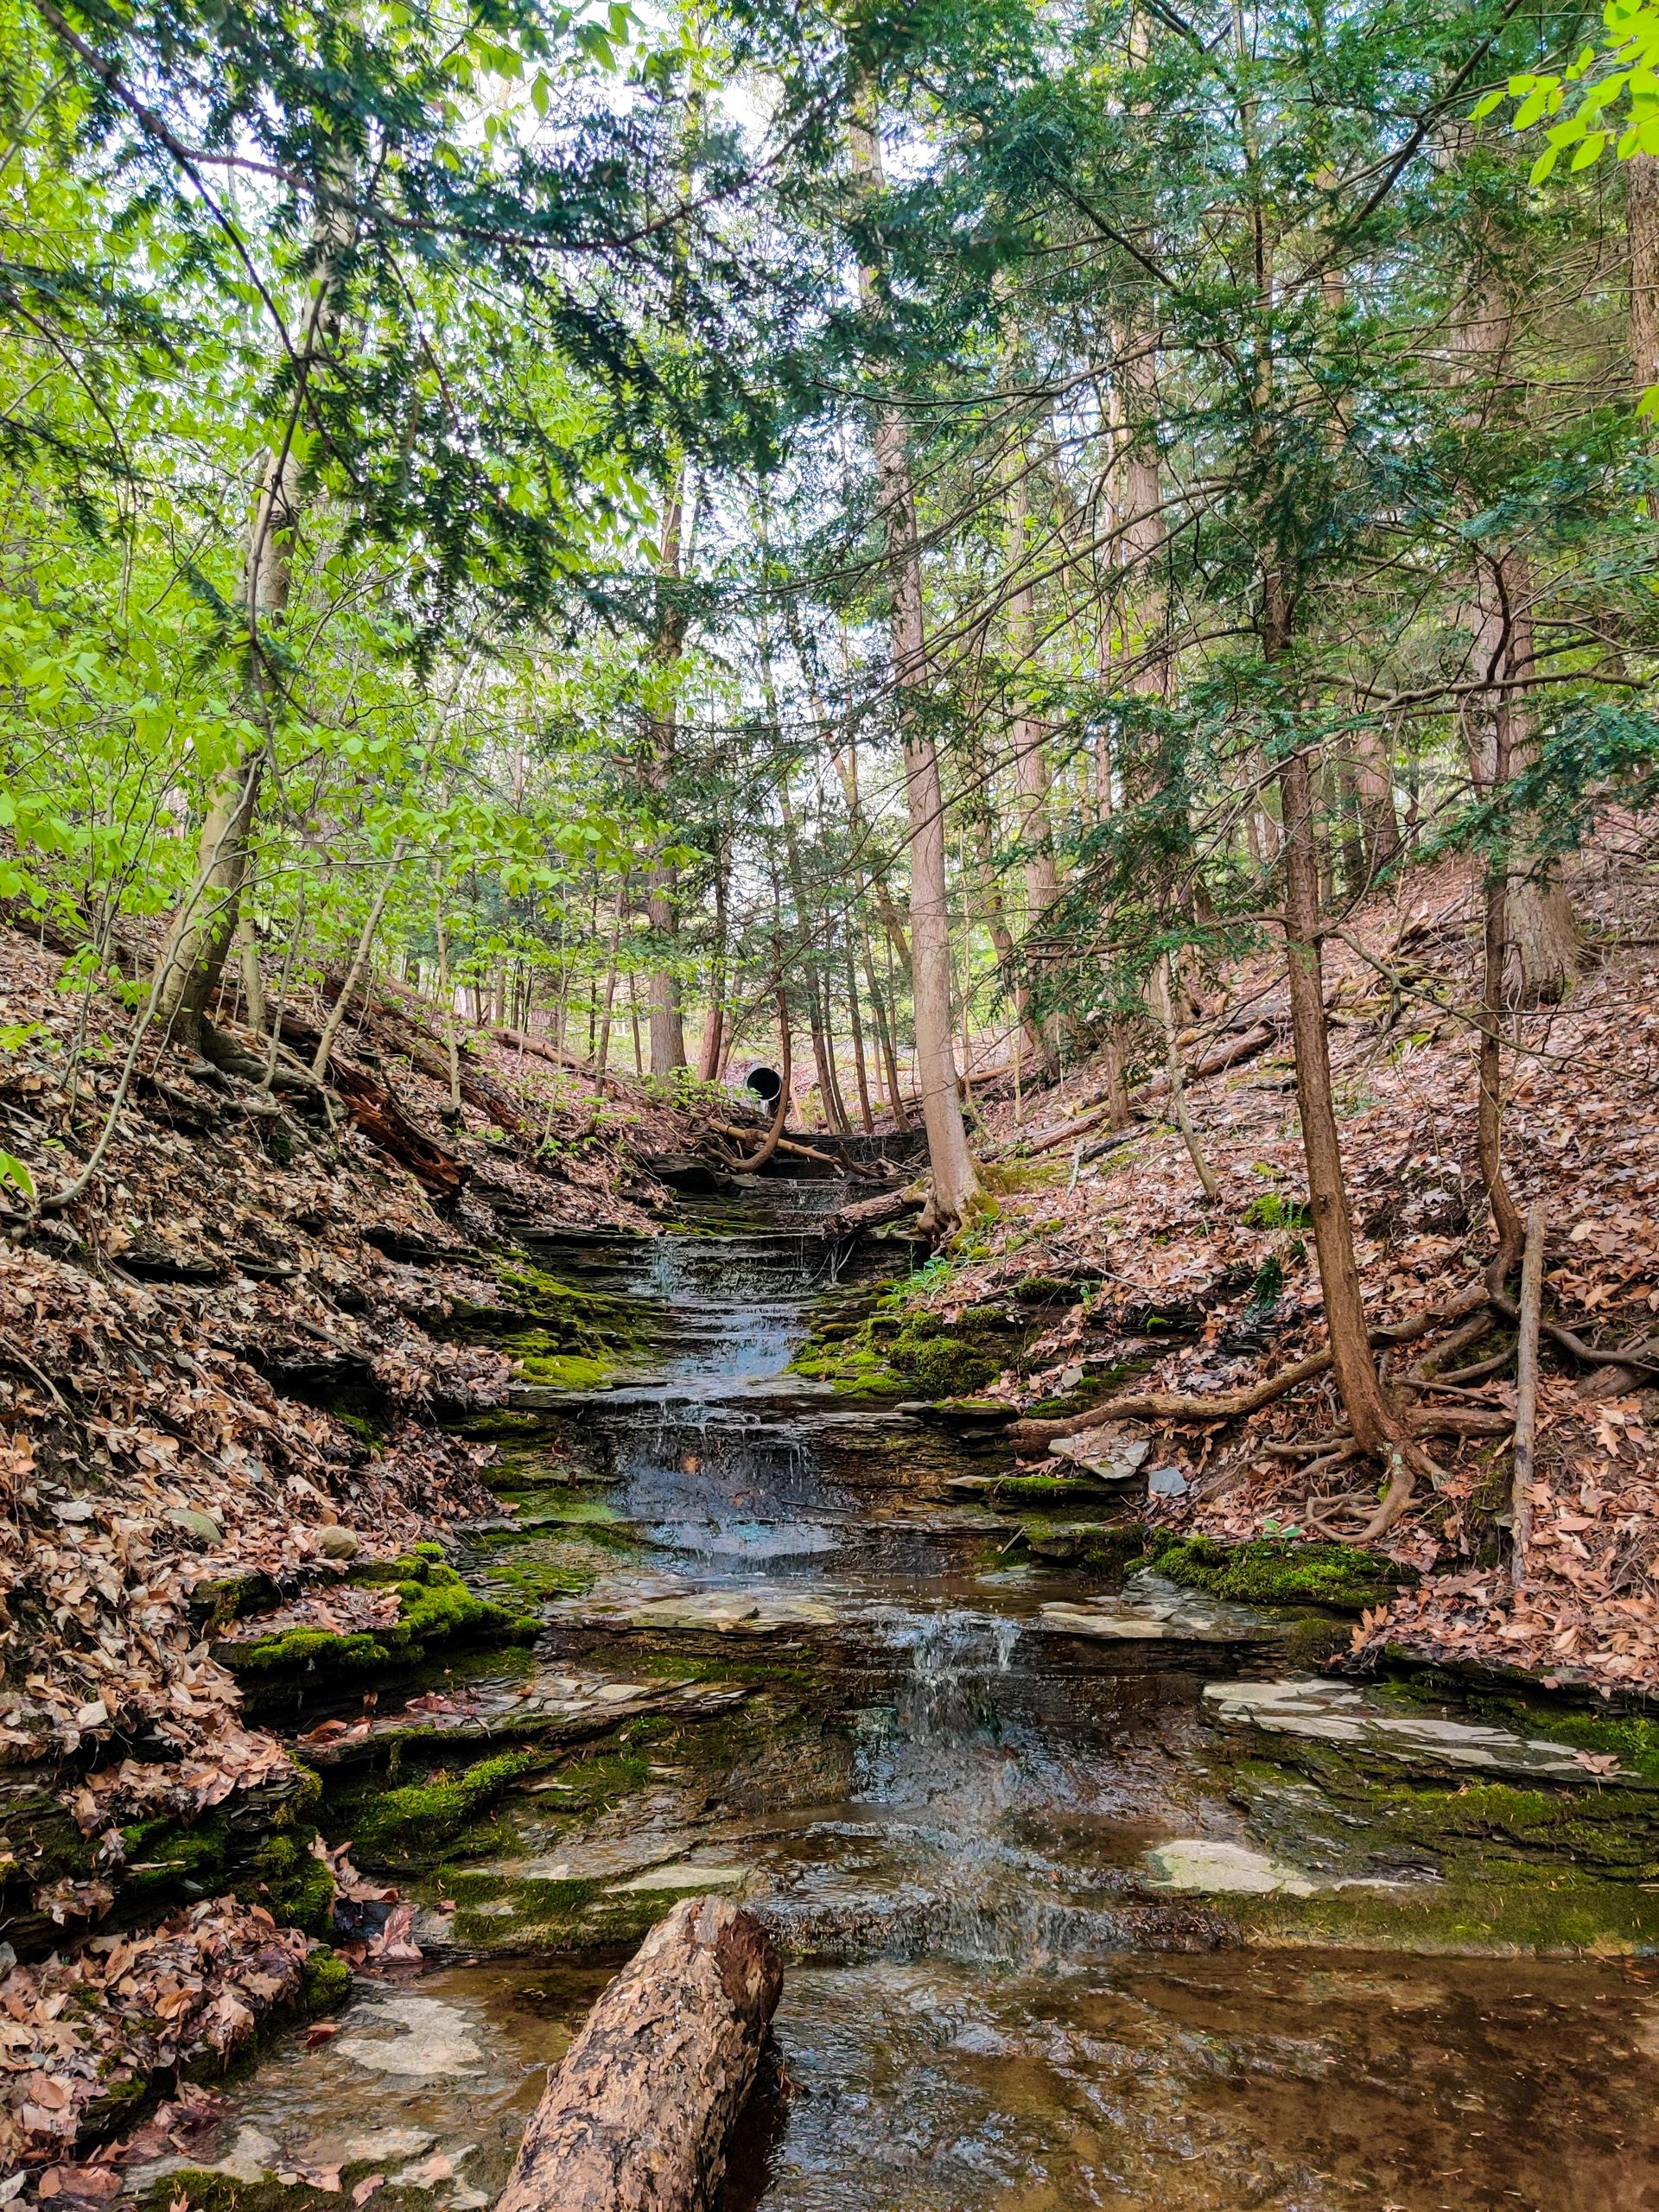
0;925;704;2185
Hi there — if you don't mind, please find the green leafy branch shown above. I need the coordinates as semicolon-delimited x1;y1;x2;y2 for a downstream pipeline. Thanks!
1473;0;1659;186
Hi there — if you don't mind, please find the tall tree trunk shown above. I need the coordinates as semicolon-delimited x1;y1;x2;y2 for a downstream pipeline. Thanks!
697;847;729;1084
844;942;875;1131
1454;271;1580;1002
594;893;623;1082
1353;724;1400;874
645;468;690;1075
1279;737;1424;1511
1628;151;1659;401
862;927;907;1129
852;106;978;1232
153;181;355;1042
235;910;267;1038
1461;550;1580;1002
1006;462;1060;1058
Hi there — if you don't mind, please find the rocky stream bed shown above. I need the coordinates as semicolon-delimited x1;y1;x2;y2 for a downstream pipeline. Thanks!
119;1177;1659;2211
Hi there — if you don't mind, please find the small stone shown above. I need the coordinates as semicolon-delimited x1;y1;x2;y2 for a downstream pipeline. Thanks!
212;2126;283;2183
1147;1464;1187;1497
317;1524;360;1560
1143;1839;1314;1897
335;1996;486;2077
166;1506;223;1544
321;2129;435;2167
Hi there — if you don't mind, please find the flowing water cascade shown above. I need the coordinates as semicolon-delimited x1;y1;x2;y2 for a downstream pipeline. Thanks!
148;1176;1659;2212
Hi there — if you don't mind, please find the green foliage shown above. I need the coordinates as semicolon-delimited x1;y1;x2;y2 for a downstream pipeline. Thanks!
1477;1;1659;180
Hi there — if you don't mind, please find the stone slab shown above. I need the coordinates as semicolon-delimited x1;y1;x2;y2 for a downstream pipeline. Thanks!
1203;1675;1642;1783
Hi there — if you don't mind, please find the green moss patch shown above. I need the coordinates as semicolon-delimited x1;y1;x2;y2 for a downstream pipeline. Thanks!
219;1554;515;1698
441;1259;658;1390
329;1748;556;1871
1146;1534;1414;1613
1230;1871;1659;1956
139;2169;446;2212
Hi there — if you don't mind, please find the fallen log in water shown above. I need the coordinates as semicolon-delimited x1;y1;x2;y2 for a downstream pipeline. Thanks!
819;1182;925;1236
495;1895;782;2212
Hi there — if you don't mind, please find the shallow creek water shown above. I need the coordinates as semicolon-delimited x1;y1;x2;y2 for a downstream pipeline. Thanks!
192;1182;1659;2209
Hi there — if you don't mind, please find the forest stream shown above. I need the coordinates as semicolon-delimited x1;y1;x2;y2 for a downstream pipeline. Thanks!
119;1178;1659;2212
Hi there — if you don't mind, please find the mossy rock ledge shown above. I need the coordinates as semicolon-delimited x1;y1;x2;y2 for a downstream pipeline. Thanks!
217;1549;530;1709
1144;1534;1415;1614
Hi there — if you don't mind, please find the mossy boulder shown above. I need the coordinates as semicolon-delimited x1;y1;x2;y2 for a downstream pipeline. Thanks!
1146;1534;1414;1613
441;1258;658;1389
888;1328;997;1398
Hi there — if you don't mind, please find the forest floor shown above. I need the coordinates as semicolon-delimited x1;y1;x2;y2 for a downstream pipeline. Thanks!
911;820;1659;1700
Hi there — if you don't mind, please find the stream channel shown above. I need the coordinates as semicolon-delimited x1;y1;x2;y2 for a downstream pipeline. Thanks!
164;1179;1659;2210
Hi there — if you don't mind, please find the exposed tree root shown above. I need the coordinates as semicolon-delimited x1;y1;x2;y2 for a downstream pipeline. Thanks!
1008;1283;1488;1453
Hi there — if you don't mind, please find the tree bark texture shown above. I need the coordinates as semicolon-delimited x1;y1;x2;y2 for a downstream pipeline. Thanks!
1627;151;1659;400
1453;269;1580;1003
495;1896;781;2212
852;108;978;1233
646;471;690;1075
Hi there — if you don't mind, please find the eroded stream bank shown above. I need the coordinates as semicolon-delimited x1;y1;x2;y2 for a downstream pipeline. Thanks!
146;1179;1659;2211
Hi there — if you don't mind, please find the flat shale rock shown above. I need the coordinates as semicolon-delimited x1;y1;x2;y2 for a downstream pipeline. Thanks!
295;1665;749;1763
1035;1571;1293;1646
1203;1675;1645;1783
1142;1839;1316;1897
567;1585;841;1636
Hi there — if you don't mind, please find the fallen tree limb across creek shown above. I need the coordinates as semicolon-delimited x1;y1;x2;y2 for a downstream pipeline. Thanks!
819;1182;926;1236
494;1895;782;2212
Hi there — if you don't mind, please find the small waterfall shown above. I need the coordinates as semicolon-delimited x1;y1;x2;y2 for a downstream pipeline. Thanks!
855;1609;1023;1802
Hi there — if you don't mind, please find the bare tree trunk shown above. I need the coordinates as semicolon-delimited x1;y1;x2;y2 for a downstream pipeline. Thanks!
433;889;462;1118
1453;265;1580;1002
1461;552;1580;1002
1006;462;1060;1046
496;1897;781;2212
1510;1200;1546;1591
1353;724;1400;874
1279;736;1426;1526
819;974;855;1135
862;929;907;1129
312;840;407;1081
845;943;874;1131
696;848;729;1084
853;107;978;1234
646;469;690;1076
235;910;267;1038
1628;151;1659;400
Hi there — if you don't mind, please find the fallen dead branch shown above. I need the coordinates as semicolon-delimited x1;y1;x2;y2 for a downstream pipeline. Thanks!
494;1896;782;2212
